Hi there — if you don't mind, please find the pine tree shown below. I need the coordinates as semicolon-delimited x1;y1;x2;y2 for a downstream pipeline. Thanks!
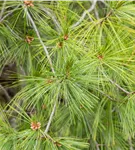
0;0;135;149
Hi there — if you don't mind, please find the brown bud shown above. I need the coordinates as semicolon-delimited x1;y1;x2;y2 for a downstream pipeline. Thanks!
31;122;41;130
42;104;46;109
24;1;34;7
80;105;84;109
47;79;53;84
58;42;63;48
97;55;103;60
25;36;34;44
64;35;68;40
54;141;62;147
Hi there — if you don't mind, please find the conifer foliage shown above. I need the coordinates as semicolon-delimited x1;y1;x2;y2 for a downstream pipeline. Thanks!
0;1;135;149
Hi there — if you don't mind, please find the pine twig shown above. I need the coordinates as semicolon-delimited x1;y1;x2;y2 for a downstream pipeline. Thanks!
100;0;109;7
44;101;57;134
102;71;130;95
25;8;57;134
128;136;134;150
71;0;97;29
0;5;20;23
95;141;100;150
41;7;62;33
25;8;55;74
94;7;99;19
99;90;118;102
109;79;130;95
0;0;7;20
0;84;11;102
6;24;23;40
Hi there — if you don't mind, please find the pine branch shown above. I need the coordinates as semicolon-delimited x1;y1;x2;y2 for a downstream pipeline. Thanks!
1;1;135;149
0;5;20;23
71;0;97;29
95;141;100;150
24;7;57;134
25;8;55;74
44;101;57;134
0;84;11;102
109;79;130;95
94;7;99;19
41;7;62;33
102;71;130;95
6;24;22;40
0;0;7;20
128;136;134;150
99;0;104;4
99;90;118;102
100;0;110;8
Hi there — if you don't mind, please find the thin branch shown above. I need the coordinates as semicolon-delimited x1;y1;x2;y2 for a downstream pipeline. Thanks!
24;7;57;134
94;7;99;19
99;90;118;102
128;136;134;150
100;0;109;7
0;84;11;102
109;79;130;95
0;0;7;20
83;115;100;150
25;8;55;74
95;141;100;150
44;101;57;134
71;0;97;29
6;24;23;40
41;7;62;33
102;71;130;95
0;5;20;23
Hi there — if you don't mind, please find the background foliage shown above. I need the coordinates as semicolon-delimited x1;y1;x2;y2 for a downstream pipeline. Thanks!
0;0;135;149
